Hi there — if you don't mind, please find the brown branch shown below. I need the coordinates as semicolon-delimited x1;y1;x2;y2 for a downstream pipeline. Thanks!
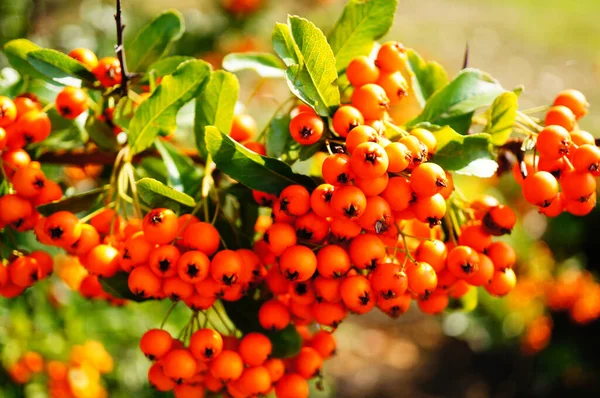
114;0;131;95
37;148;205;166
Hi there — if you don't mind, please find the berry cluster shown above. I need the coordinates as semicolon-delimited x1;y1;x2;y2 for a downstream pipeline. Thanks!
140;326;334;397
518;90;597;216
5;341;112;398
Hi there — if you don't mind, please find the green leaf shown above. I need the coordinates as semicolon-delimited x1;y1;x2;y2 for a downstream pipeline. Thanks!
128;59;211;156
194;70;238;156
268;324;303;358
485;91;518;146
222;52;285;78
272;23;301;67
36;186;109;216
126;9;185;72
147;56;194;76
226;184;259;247
266;114;293;158
0;67;23;96
283;16;340;116
406;49;448;107
205;126;316;194
2;39;45;79
100;272;147;302
136;177;196;211
328;0;397;73
408;69;505;134
113;96;135;130
431;126;496;177
85;115;119;152
154;139;202;196
27;49;96;84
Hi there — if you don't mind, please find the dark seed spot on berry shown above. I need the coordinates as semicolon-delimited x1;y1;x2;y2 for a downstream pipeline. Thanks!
221;274;237;286
150;213;163;224
263;233;270;244
285;269;299;281
296;228;313;240
460;262;474;275
49;227;64;240
186;264;199;278
337;173;349;184
358;291;370;306
295;282;308;295
158;259;171;272
344;205;358;218
300;126;314;139
365;152;378;164
204;348;214;359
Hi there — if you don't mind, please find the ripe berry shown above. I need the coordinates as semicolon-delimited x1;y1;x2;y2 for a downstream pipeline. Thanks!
69;224;101;256
349;233;386;270
56;87;88;119
182;221;220;256
346;56;380;87
522;171;559;207
330;218;362;242
128;265;162;298
177;250;210;284
406;262;437;297
210;250;242;285
357;195;393;233
11;165;46;198
416;239;447;272
322;153;354;185
316;245;351;279
279;245;317;282
376;72;408;103
447;245;479;278
418;292;449;314
572;144;600;173
482;204;516;236
385;142;411;173
295;346;323;379
410;128;437;154
310;331;336;359
351;83;390;120
330;185;367;220
560;171;596;202
332;105;364;137
340;275;376;314
149;245;181;278
314;275;342;303
238;332;272;366
346;125;379;155
376;41;407;72
0;96;17;127
68;48;99;69
148;362;176;392
44;211;81;247
370;262;408;300
16;111;51;144
458;223;492;252
354;172;389;196
93;57;122;88
162;349;197;383
275;373;309;398
230;114;257;142
350;142;389;179
289;112;324;145
237;366;272;396
554;89;588;119
279;185;311;216
545;105;576;131
467;253;495;287
536;125;571;159
143;208;179;245
162;277;194;300
486;241;516;270
190;328;223;362
264;222;297;256
9;256;40;287
140;329;173;361
378;293;411;318
412;193;446;227
259;299;290;330
485;268;516;297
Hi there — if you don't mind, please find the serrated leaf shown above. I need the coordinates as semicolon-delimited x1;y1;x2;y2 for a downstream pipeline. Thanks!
272;23;301;67
205;126;316;194
128;59;211;156
328;0;397;73
27;49;96;84
194;70;238;156
147;56;194;76
126;9;185;72
266;114;293;158
406;49;448;107
154;139;202;196
283;16;340;116
36;186;109;216
2;39;46;80
136;177;196;210
408;69;505;134
485;91;518;146
222;52;285;78
100;272;147;302
85;115;119;152
430;126;495;175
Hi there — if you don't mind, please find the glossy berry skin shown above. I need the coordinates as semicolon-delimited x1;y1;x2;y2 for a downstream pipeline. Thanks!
553;89;588;119
68;48;99;69
332;105;364;137
56;87;88;120
93;57;122;88
346;56;380;88
522;171;559;207
289;112;324;145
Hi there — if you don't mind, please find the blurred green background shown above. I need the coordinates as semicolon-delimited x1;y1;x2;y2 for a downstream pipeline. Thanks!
2;0;600;397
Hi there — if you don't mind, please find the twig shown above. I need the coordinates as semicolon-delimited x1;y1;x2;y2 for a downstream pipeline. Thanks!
37;147;205;166
114;0;132;95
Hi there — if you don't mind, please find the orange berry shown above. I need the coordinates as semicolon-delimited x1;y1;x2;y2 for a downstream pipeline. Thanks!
310;331;336;359
330;217;362;242
120;232;153;271
56;87;88;119
458;223;492;252
237;366;272;396
572;144;600;173
68;48;99;69
149;245;181;278
229;114;257;142
264;222;297;256
245;141;267;155
399;135;427;167
322;153;354;186
340;275;376;314
564;193;596;216
310;184;334;218
294;211;329;242
570;129;595;146
412;193;446;227
0;194;32;229
410;162;448;198
69;224;100;256
346;56;380;87
482;204;516;236
560;171;596;202
143;208;179;245
376;41;407;72
190;328;223;362
554;89;588;119
279;185;311;216
447;245;479;278
44;211;81;247
177;250;210;284
238;332;272;366
17;110;52;144
84;244;120;277
295;346;323;379
275;373;309;398
211;250;243;285
259;299;291;330
162;349;197;383
0;96;17;127
162;277;194;300
316;245;351;279
370;262;408;300
416;239;447;272
332;105;364;138
11;165;46;198
376;71;408;103
140;329;173;360
349;233;386;270
406;261;438;296
93;57;122;87
357;195;393;233
522;171;559;207
378;293;411;317
313;275;342;303
485;268;516;297
467;253;495;287
381;177;414;212
279;245;317;282
350;142;389;179
545;105;576;131
182;221;220;256
264;358;285;382
289;112;324;145
418;292;449;314
148;362;176;392
330;185;367;220
9;256;41;287
385;142;411;173
537;125;571;159
351;83;389;120
486;241;516;270
346;125;379;155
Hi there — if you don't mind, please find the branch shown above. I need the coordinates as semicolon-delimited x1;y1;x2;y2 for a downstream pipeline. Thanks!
37;148;205;166
114;0;131;95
